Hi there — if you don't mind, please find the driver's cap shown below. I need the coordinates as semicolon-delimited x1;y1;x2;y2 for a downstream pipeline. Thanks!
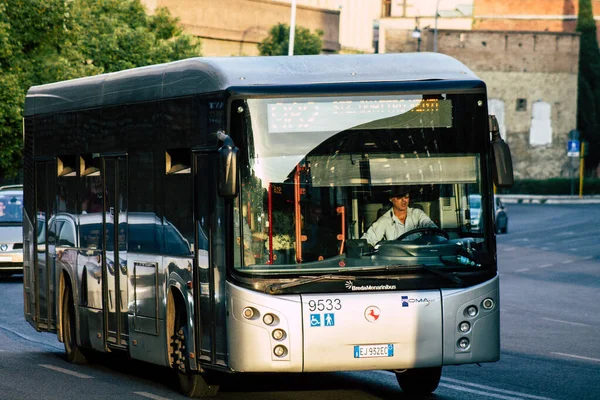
389;185;411;198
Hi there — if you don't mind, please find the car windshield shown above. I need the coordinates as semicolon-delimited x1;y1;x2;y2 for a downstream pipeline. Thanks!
233;94;492;275
0;192;23;224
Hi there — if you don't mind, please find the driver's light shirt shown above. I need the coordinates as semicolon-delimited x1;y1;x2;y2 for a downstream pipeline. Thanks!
362;207;437;247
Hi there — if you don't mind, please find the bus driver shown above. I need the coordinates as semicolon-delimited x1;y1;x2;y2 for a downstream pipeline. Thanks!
362;186;438;247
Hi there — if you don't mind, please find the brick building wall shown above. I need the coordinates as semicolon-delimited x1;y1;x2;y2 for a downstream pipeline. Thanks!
473;0;600;42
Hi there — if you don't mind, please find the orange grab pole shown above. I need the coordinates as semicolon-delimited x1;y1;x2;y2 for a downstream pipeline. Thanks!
337;206;345;255
294;166;303;263
268;183;273;264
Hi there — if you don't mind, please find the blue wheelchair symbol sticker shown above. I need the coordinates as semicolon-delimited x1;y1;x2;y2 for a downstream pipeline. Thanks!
310;314;321;327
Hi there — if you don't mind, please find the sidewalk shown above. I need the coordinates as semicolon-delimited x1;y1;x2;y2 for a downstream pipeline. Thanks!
497;194;600;204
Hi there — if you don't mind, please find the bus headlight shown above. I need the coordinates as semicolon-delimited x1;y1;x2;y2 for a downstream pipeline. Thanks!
465;305;478;317
482;298;495;310
272;329;285;340
273;345;287;357
459;321;471;333
242;307;256;319
457;337;470;350
263;313;275;325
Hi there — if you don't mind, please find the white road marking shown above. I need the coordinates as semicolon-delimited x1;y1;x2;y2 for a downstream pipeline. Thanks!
551;352;600;363
441;377;555;399
439;383;520;399
582;256;594;260
542;318;593;327
376;371;552;400
504;247;516;251
540;247;550;250
39;364;93;379
134;392;172;400
557;231;575;236
539;264;553;268
560;259;574;264
516;268;530;273
568;248;578;252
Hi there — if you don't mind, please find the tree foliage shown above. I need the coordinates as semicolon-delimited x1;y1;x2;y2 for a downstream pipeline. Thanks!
258;23;323;56
0;0;201;178
577;0;600;174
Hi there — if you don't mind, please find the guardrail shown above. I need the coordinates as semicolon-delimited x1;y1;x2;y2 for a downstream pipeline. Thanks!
497;194;600;204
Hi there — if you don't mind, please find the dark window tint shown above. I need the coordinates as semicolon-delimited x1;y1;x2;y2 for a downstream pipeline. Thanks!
129;220;163;254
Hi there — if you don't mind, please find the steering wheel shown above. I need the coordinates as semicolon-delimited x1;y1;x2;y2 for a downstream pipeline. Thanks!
395;227;449;241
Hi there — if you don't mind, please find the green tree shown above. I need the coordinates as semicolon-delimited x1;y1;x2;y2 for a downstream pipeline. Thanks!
258;23;323;56
0;0;201;178
577;0;600;174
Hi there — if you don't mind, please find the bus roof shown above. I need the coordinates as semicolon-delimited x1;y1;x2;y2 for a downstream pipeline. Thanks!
24;53;482;116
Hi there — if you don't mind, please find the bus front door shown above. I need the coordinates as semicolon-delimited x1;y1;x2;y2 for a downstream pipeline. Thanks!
103;157;128;348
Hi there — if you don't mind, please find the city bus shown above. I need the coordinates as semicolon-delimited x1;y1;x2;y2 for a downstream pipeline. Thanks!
23;53;513;397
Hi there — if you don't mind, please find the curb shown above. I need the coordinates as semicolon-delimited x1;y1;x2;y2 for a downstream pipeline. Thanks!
497;194;600;204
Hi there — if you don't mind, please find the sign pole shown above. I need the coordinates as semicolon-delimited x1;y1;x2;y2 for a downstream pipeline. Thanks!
579;141;585;198
570;157;575;196
567;132;580;196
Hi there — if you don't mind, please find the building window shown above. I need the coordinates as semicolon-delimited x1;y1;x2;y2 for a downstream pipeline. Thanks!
529;101;552;146
382;0;392;17
516;98;527;112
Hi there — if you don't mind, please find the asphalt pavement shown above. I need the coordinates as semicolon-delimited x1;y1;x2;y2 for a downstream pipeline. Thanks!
498;194;600;204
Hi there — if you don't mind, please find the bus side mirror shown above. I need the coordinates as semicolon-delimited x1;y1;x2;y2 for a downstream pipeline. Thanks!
217;131;239;198
489;115;514;188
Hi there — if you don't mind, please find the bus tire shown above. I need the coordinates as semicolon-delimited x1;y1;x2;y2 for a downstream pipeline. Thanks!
172;324;219;397
395;366;441;395
62;284;87;364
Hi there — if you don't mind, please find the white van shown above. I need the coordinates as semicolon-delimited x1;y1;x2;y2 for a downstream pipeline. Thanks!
0;184;23;277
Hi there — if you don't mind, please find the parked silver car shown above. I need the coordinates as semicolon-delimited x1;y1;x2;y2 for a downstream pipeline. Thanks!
0;184;23;277
469;194;508;234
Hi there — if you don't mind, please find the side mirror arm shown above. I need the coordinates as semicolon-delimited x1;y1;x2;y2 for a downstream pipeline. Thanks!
489;115;514;188
217;130;239;198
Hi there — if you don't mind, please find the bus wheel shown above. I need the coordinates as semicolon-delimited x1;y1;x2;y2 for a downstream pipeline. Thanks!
171;327;219;398
395;367;441;395
62;285;86;364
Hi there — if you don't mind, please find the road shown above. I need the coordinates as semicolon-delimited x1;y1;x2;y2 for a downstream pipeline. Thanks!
0;203;598;399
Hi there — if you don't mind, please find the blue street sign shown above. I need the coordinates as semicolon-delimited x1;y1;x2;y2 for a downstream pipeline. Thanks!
568;140;580;157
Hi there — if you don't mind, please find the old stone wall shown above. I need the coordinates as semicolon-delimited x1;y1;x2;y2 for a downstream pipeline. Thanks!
385;29;580;179
479;71;578;179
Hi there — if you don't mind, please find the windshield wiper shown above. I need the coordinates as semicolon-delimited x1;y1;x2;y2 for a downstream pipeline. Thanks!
351;264;464;285
419;264;464;285
266;274;355;294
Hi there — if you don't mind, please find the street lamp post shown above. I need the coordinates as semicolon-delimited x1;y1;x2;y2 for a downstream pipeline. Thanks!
412;26;421;52
289;0;297;56
433;0;441;52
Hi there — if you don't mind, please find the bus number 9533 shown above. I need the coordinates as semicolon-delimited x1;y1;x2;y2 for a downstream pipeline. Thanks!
308;299;342;312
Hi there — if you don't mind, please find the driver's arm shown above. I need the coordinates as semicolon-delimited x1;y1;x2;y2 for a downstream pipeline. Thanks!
413;208;438;229
361;216;390;247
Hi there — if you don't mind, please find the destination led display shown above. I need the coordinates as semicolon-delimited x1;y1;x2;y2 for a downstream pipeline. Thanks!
267;98;452;133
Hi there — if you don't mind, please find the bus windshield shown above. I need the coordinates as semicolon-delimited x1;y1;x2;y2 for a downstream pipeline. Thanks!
235;93;491;274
